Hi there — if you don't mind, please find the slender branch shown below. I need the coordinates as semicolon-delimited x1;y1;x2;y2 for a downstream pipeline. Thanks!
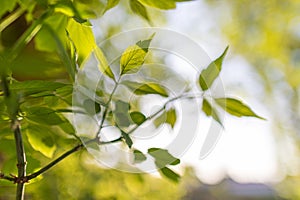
0;7;25;32
0;172;15;182
13;122;27;200
25;137;122;181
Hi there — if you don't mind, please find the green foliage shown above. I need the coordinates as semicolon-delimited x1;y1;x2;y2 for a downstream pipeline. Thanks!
130;111;146;125
130;0;150;22
94;47;115;80
199;46;228;91
202;98;222;126
122;81;169;97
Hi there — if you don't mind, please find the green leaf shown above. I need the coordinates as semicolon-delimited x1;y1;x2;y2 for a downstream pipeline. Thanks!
159;167;180;182
103;0;120;13
138;0;176;10
166;108;177;129
66;19;96;65
215;98;265;119
121;131;133;148
114;100;131;127
130;111;146;125
25;124;57;158
55;85;73;105
53;0;87;23
122;81;168;97
25;107;65;125
133;149;147;163
120;35;153;75
83;99;101;115
199;46;229;91
94;47;115;80
202;98;223;126
9;80;67;97
148;148;180;168
130;0;150;23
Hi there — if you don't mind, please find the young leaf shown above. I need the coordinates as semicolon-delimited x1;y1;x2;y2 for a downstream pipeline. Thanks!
148;148;180;168
120;35;153;75
138;0;176;10
122;81;168;97
25;124;57;158
133;149;147;163
202;98;223;126
130;111;146;125
94;47;115;80
159;167;180;182
121;131;133;148
215;97;265;119
130;0;151;23
103;0;120;14
199;46;229;91
166;108;177;129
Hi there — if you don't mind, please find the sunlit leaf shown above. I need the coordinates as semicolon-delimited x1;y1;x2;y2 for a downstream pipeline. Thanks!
148;148;180;168
138;0;176;10
153;110;166;128
199;46;228;91
215;97;265;119
133;149;147;163
159;167;180;182
94;47;115;80
122;81;168;97
66;19;96;65
166;108;177;129
121;131;133;148
53;0;87;23
103;0;120;14
120;35;153;75
202;98;223;126
0;0;18;18
130;111;146;125
130;0;150;23
25;124;57;158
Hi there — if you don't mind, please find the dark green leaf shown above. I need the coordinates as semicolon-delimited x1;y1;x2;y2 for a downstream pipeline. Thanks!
215;97;265;119
159;167;180;182
133;149;147;163
103;0;120;13
148;148;180;168
130;0;151;23
120;35;153;75
199;46;229;91
94;47;115;80
202;98;223;126
121;131;133;148
130;111;146;125
122;81;168;97
114;100;131;127
25;107;65;125
83;99;101;115
25;124;56;158
9;80;67;96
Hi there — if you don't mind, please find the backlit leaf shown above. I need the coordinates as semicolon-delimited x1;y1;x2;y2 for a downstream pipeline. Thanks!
130;0;150;23
202;98;223;126
130;111;146;125
103;0;120;14
122;81;168;97
25;107;65;125
199;46;228;91
138;0;176;10
120;35;153;75
94;47;115;80
215;97;265;119
166;108;177;129
25;124;56;158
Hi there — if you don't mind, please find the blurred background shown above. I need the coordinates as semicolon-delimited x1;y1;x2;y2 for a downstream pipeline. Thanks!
1;0;300;199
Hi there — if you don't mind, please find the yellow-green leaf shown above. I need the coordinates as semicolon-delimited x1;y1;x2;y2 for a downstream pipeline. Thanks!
138;0;176;10
122;81;168;97
202;98;223;126
166;108;177;129
215;97;265;119
103;0;120;13
199;46;228;91
130;0;150;23
130;111;146;125
94;47;115;80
